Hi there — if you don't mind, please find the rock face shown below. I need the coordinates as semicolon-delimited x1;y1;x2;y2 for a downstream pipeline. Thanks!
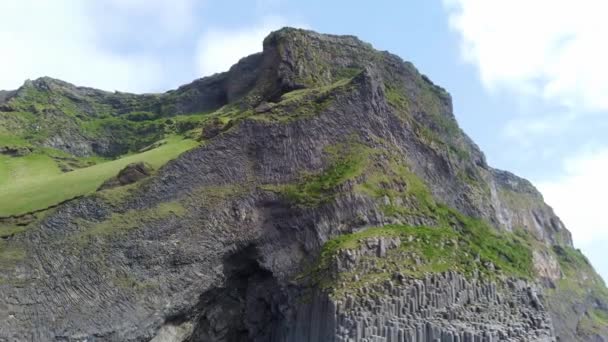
0;28;606;342
334;274;553;342
98;162;154;190
324;235;554;342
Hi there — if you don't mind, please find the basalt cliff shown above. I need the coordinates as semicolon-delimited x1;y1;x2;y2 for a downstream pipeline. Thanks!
0;28;606;342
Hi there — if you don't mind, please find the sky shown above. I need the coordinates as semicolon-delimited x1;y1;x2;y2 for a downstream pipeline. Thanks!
1;0;606;282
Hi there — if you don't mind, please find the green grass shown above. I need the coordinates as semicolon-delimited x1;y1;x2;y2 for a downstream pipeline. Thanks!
249;76;356;123
307;152;536;296
385;84;410;115
0;134;31;148
356;157;437;217
74;201;185;243
0;240;26;268
273;142;371;207
547;245;608;336
312;214;535;296
0;153;62;189
551;246;608;297
384;80;470;161
579;309;608;334
0;136;198;217
0;225;27;238
448;206;534;278
2;81;214;158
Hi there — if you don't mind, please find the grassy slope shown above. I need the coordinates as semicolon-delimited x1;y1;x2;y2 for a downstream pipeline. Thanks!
0;153;62;189
0;136;198;217
0;75;358;218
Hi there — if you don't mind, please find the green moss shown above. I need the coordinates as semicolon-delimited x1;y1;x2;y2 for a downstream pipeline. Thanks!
82;116;167;155
112;273;154;291
335;67;363;79
249;76;355;124
96;182;142;207
0;134;31;148
355;152;531;279
579;309;608;334
274;142;372;207
317;225;457;274
311;212;534;296
546;245;608;337
3;81;214;159
309;153;535;295
0;240;26;268
74;201;185;243
450;207;535;278
383;79;470;162
552;246;607;296
416;78;460;138
0;209;55;239
0;225;27;238
355;156;437;218
385;84;410;115
498;189;538;209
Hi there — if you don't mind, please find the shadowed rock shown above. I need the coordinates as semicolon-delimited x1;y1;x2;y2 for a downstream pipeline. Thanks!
98;162;153;190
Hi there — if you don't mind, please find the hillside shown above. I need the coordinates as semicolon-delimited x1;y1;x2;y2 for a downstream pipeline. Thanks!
0;28;606;342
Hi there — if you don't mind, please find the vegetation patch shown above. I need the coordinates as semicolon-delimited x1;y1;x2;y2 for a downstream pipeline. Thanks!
0;136;198;217
498;189;539;209
552;246;608;297
578;308;608;335
74;201;185;243
545;245;608;337
96;182;142;207
311;212;535;296
384;80;470;162
0;240;26;268
0;153;62;189
112;272;154;291
356;156;436;218
250;75;357;123
385;83;410;115
274;142;372;207
0;225;27;238
309;153;535;295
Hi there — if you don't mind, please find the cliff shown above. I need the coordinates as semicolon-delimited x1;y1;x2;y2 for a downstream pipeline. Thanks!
0;28;606;341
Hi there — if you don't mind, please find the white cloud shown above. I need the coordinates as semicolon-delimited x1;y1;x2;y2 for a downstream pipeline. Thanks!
0;0;198;93
503;113;576;145
444;0;608;112
89;0;198;44
537;148;608;280
196;17;290;76
538;148;608;244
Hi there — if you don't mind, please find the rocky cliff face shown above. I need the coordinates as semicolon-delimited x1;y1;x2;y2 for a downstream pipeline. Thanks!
0;28;606;342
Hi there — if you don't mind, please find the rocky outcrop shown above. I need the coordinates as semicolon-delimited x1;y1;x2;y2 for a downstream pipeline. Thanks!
98;162;153;190
489;169;572;246
0;28;606;342
333;274;554;342
323;235;554;342
0;146;31;156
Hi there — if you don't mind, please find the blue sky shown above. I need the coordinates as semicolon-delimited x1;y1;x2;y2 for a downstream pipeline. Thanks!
1;0;607;282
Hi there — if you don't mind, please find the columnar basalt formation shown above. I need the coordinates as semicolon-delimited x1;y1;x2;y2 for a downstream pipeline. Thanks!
324;237;554;342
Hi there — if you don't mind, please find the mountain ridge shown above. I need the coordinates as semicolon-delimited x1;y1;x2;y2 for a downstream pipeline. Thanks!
0;27;605;341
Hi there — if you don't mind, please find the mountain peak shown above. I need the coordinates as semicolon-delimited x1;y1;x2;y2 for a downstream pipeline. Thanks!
263;26;373;50
0;28;605;341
